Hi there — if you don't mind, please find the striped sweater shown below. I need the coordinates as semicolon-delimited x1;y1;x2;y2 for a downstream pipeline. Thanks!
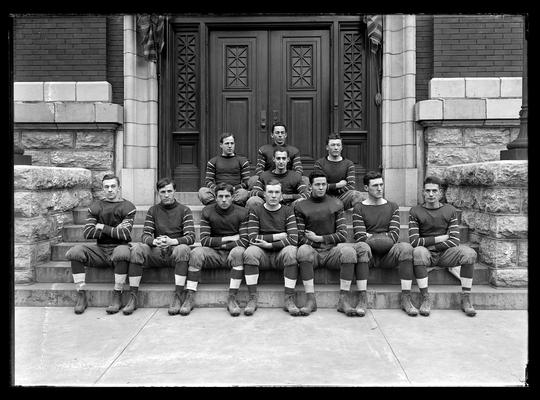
83;199;136;245
140;200;195;246
294;195;347;248
247;204;298;250
199;204;250;250
255;143;302;176
408;203;460;251
352;201;401;243
313;157;356;196
204;154;251;191
250;169;309;205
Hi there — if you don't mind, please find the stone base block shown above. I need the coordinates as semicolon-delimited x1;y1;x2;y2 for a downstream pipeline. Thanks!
489;268;528;288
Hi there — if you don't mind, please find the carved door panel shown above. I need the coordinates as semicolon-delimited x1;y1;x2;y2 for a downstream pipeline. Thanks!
269;30;330;175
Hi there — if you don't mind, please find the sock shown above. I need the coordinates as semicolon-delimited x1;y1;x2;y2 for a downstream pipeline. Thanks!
340;279;352;291
401;279;412;291
128;275;142;288
175;274;187;287
244;264;259;294
186;280;198;291
114;273;126;291
398;259;414;281
229;265;243;292
186;266;201;291
460;263;474;292
299;261;314;281
73;272;86;291
303;279;314;294
355;261;369;280
356;280;367;291
175;261;189;277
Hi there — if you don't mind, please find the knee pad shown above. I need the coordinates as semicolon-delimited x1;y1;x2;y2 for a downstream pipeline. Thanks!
243;246;261;266
129;243;148;264
297;245;315;263
339;245;357;264
172;244;190;262
353;242;372;262
228;246;245;266
111;245;131;262
460;246;478;264
412;246;430;266
65;244;88;263
395;242;413;262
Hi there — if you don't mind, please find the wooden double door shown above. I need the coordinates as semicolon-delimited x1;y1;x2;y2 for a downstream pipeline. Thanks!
208;29;330;174
162;18;380;191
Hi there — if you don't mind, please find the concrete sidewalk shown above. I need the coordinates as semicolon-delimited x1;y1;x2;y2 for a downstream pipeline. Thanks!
13;306;528;387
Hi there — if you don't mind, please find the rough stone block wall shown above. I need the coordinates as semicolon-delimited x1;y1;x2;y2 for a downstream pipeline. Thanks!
14;166;93;284
424;126;519;178
14;126;117;200
444;161;527;287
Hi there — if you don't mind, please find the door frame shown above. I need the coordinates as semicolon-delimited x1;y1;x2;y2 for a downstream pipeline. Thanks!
159;14;381;188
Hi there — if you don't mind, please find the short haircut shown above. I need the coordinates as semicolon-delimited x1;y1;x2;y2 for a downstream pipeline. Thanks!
215;182;234;195
271;122;287;133
219;132;235;143
363;171;383;186
102;174;120;186
273;147;289;158
309;170;327;184
423;175;444;189
156;177;176;191
265;178;282;188
326;133;342;144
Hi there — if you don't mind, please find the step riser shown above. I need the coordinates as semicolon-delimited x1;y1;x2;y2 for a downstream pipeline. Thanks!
60;225;469;244
35;265;490;285
14;286;527;309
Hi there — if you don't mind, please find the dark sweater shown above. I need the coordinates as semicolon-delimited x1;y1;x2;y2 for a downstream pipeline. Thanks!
255;143;302;175
247;204;298;250
140;200;195;246
408;203;460;251
352;201;401;243
294;194;347;248
250;170;308;204
83;199;136;245
199;203;250;250
313;157;356;195
204;154;251;191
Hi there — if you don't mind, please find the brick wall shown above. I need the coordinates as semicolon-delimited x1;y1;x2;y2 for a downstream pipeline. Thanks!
416;14;524;101
13;14;124;105
106;15;124;105
433;14;523;77
416;15;433;101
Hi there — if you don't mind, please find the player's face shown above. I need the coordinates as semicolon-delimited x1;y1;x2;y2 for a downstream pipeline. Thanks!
310;177;327;198
273;151;289;171
366;178;384;200
158;183;175;205
271;126;287;145
102;178;121;201
220;136;235;156
264;184;282;207
423;183;441;205
326;139;342;157
216;189;233;210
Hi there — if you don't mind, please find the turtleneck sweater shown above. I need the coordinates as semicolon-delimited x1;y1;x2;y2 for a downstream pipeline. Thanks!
140;200;195;246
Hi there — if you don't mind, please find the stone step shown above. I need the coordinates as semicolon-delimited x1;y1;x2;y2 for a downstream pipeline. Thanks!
60;222;469;244
35;260;491;285
14;282;527;310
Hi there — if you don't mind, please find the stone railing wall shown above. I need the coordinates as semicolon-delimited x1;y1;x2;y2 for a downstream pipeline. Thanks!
14;166;93;284
415;77;522;185
443;161;528;287
13;81;123;200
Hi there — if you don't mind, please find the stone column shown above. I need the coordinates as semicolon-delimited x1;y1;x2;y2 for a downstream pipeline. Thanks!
121;15;158;205
14;166;93;284
444;161;528;287
381;14;418;206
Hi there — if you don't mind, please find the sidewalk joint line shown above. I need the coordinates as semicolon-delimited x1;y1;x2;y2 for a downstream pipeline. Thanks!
93;308;159;385
371;310;412;384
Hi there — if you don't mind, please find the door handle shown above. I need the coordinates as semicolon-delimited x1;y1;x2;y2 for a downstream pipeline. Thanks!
260;110;266;129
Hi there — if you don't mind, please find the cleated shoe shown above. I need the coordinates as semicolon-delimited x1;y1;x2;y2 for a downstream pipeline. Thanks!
400;292;418;317
337;291;357;317
355;291;368;317
461;292;477;317
283;293;301;316
179;290;195;316
244;293;258;316
74;290;88;314
122;292;138;315
168;290;184;315
300;293;317;316
106;289;123;314
227;294;241;317
419;292;432;316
